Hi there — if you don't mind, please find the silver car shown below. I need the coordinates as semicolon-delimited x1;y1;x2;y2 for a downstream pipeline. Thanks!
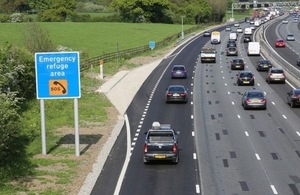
286;33;295;41
242;90;267;110
266;67;286;84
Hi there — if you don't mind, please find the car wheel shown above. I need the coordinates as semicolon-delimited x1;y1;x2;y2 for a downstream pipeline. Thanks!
282;80;286;84
290;101;295;108
173;155;179;164
144;157;149;164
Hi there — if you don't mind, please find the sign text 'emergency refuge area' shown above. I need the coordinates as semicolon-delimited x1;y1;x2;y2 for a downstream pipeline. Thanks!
35;52;81;99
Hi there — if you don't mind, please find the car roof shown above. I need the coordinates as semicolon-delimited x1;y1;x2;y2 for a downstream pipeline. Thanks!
172;64;185;67
168;84;185;88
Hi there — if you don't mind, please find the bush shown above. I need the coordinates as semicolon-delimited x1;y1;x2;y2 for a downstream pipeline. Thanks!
0;14;10;23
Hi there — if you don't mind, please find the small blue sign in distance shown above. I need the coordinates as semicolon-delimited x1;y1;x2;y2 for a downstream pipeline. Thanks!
149;41;156;50
35;52;81;99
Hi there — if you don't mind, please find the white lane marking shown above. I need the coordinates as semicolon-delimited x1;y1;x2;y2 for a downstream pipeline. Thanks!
191;83;194;86
296;131;300;136
255;153;261;160
270;185;278;194
223;76;225;79
191;115;194;119
225;83;227;86
191;91;193;95
193;153;197;159
228;92;231;95
114;114;132;195
245;131;249;136
196;184;200;194
191;101;194;105
272;102;275;105
282;115;287;119
257;83;261;86
237;115;241;118
192;131;195;136
232;101;235;105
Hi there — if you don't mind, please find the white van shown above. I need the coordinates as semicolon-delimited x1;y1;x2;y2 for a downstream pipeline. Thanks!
229;32;237;41
211;31;221;44
247;42;260;56
244;28;252;35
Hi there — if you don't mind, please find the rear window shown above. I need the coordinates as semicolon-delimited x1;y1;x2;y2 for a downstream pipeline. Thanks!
271;69;284;73
169;86;184;92
233;59;244;64
240;72;252;77
173;66;185;71
248;92;263;97
148;132;174;142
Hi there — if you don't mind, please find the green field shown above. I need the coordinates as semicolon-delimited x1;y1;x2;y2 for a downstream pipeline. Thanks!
0;22;196;58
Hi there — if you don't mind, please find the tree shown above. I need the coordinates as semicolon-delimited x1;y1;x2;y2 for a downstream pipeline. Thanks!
37;0;77;22
111;0;172;23
0;44;34;181
0;0;31;13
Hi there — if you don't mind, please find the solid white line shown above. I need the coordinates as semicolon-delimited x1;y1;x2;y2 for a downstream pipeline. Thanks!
270;185;278;194
195;184;200;194
114;114;132;195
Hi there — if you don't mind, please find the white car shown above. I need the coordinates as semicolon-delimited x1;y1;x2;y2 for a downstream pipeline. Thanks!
234;23;240;27
282;20;288;24
286;33;295;41
236;27;243;33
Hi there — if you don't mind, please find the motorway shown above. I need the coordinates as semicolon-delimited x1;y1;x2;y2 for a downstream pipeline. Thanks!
91;13;300;195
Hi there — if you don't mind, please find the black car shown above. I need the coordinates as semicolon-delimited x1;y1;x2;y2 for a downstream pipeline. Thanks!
287;89;300;108
230;58;245;70
227;40;236;48
297;57;300;66
236;71;255;86
165;85;188;103
243;35;252;43
203;31;211;37
242;90;267;110
171;64;187;78
256;59;272;71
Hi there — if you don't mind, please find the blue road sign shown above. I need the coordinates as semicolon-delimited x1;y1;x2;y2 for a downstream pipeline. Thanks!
35;52;81;99
149;41;156;50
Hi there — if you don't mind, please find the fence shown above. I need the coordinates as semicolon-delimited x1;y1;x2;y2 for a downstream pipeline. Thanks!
80;25;202;71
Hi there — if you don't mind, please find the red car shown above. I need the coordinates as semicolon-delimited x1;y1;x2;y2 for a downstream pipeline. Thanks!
275;39;286;47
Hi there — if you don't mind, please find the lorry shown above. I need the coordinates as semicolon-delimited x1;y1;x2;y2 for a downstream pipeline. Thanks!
211;31;221;44
143;122;179;164
200;48;217;63
247;42;260;56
